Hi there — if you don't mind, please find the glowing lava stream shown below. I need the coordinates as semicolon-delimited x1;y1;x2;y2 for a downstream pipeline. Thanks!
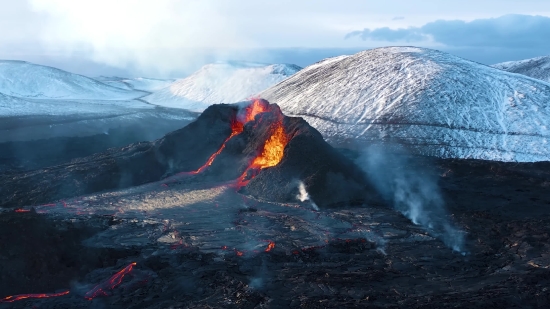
235;121;289;188
84;262;137;300
0;291;70;303
184;100;268;175
265;241;276;252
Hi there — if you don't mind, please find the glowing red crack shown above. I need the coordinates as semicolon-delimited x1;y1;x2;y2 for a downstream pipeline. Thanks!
0;291;69;303
85;262;136;300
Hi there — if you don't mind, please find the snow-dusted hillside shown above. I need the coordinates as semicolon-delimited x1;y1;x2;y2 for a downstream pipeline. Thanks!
493;56;550;83
143;62;301;112
0;96;153;117
0;92;37;116
260;47;550;162
0;61;145;100
95;76;175;92
0;61;194;143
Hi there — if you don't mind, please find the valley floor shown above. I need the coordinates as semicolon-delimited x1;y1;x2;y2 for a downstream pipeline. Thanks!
1;156;550;308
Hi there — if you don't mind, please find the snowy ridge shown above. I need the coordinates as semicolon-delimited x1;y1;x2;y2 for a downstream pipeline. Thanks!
260;47;550;162
492;56;550;83
0;92;36;116
0;60;146;100
95;76;176;92
143;62;301;112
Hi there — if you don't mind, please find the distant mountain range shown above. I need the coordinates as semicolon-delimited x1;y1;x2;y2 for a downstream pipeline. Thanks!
261;47;550;162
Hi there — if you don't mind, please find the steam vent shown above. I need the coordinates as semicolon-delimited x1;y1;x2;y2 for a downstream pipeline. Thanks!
1;99;379;208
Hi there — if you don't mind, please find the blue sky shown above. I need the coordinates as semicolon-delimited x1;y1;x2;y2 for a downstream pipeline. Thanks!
1;0;549;77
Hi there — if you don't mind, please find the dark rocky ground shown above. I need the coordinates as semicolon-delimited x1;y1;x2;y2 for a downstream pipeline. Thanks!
0;109;197;174
1;104;549;308
1;154;549;308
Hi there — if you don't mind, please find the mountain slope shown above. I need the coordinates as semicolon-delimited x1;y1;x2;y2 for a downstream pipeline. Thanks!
143;62;301;112
492;56;550;83
260;47;550;162
0;61;145;100
0;92;36;116
95;76;175;92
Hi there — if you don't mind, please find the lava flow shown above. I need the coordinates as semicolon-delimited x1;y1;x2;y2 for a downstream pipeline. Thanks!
242;98;268;123
187;119;244;175
185;99;268;175
265;241;276;252
84;262;137;300
0;291;70;303
236;120;289;188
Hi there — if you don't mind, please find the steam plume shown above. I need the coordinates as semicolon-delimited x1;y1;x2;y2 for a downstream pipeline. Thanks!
358;145;465;252
296;181;319;210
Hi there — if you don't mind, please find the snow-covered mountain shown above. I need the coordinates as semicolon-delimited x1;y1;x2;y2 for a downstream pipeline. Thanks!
0;60;145;100
143;62;301;112
492;56;550;83
95;76;175;92
0;61;194;143
260;47;550;162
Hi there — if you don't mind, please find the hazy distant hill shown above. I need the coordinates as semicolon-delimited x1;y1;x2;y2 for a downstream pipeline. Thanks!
143;62;301;112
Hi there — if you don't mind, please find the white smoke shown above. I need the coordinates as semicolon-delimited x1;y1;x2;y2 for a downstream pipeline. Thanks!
296;181;319;211
358;145;465;253
247;260;269;290
296;181;309;202
28;0;260;76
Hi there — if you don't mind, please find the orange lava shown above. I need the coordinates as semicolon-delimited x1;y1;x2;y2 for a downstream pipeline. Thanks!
252;124;287;169
244;99;268;123
186;100;268;175
235;120;289;188
14;209;30;213
85;262;137;300
0;291;70;303
265;241;276;252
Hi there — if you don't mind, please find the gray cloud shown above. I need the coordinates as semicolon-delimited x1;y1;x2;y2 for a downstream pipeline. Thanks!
347;14;550;49
392;16;405;20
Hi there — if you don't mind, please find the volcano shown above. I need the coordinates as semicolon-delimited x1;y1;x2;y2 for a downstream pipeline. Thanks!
0;99;376;209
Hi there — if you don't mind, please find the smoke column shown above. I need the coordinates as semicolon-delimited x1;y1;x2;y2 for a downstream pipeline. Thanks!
357;145;465;252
